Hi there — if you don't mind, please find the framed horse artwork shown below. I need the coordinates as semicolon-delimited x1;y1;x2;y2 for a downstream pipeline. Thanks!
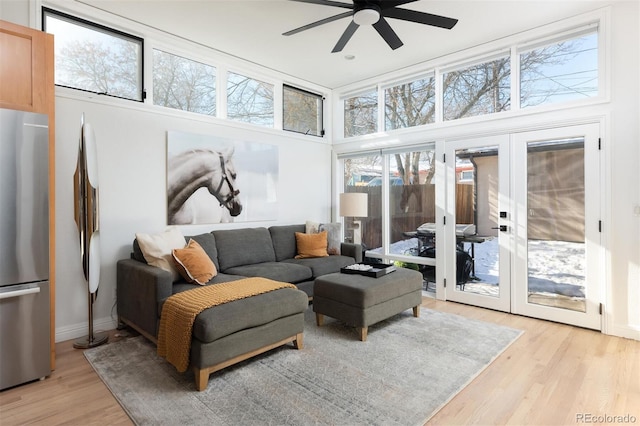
167;131;278;225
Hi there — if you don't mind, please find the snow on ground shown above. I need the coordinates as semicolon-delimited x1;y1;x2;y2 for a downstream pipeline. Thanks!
372;236;586;298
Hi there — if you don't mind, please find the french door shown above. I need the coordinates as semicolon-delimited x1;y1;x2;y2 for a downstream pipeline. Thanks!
444;124;602;330
444;135;512;312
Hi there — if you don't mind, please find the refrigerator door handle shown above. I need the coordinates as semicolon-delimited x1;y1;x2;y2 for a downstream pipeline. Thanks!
0;286;40;300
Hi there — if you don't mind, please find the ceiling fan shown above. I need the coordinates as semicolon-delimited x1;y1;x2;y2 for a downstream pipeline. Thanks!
283;0;458;53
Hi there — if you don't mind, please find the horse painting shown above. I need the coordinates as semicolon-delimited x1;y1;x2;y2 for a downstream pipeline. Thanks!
167;148;242;225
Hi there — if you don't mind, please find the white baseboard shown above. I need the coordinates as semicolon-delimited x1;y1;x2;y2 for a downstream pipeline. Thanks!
55;316;118;343
608;324;640;341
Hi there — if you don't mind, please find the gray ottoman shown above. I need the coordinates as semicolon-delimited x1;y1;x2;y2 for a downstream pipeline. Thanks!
313;267;423;341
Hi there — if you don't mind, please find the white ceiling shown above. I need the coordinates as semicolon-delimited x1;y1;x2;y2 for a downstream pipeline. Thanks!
82;0;610;89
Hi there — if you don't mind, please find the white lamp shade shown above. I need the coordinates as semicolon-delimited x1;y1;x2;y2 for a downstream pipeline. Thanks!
339;193;368;217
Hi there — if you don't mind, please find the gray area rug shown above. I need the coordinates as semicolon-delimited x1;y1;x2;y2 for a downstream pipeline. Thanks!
85;308;522;426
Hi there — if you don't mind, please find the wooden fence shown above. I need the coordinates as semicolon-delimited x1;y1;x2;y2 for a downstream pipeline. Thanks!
346;184;474;249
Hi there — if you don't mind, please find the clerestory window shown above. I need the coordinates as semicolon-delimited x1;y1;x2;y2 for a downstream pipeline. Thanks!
153;49;216;116
43;7;144;102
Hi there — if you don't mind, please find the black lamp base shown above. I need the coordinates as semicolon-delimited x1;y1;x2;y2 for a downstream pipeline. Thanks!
73;331;109;349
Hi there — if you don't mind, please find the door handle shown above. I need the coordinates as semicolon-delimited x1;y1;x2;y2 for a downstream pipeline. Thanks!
0;286;40;300
491;225;508;232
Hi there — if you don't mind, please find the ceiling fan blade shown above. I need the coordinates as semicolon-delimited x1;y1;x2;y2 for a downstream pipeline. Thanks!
332;21;359;53
378;0;420;10
384;7;458;30
287;0;353;9
283;11;353;36
372;17;403;50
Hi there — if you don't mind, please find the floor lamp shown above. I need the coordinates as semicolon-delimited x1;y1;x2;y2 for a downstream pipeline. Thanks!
73;114;108;349
339;193;368;245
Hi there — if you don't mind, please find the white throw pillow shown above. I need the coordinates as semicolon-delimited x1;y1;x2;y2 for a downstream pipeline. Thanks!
135;228;186;282
305;220;320;234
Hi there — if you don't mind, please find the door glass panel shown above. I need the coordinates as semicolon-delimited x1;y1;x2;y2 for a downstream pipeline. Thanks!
527;138;586;312
455;146;500;297
388;146;437;292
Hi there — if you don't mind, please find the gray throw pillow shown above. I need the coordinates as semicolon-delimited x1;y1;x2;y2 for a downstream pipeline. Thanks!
319;222;341;255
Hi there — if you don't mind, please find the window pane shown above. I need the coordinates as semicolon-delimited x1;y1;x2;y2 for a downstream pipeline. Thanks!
443;57;511;121
385;77;435;130
520;32;598;108
283;85;323;136
527;139;586;312
344;90;377;137
343;155;382;248
152;50;216;115
388;147;437;261
43;9;143;101
226;72;274;127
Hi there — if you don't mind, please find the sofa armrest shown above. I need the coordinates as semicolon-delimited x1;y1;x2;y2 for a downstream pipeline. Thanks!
340;242;363;263
116;258;173;339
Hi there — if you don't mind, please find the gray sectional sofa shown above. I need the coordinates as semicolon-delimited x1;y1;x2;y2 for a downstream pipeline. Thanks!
116;224;361;390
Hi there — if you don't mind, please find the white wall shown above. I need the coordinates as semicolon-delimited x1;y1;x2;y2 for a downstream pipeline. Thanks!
605;1;640;339
53;95;333;341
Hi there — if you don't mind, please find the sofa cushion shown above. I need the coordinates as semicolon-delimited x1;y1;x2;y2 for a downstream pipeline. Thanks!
172;239;217;285
163;273;246;320
192;287;308;343
213;228;276;271
269;224;305;261
283;255;356;279
224;262;312;284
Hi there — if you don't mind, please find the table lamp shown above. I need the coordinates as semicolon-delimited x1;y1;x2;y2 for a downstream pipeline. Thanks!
339;192;368;244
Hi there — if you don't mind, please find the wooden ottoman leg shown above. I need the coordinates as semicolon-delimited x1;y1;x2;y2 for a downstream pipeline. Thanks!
315;313;325;326
413;305;420;318
359;326;368;342
293;332;304;349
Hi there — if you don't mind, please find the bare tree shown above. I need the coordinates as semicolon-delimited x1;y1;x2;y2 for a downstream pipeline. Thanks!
57;39;140;100
346;39;587;186
283;87;322;135
153;51;216;115
226;73;274;126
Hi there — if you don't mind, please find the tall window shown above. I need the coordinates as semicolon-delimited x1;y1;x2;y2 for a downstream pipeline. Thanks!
385;77;435;130
520;31;598;108
43;8;144;102
443;56;511;121
388;146;437;259
226;72;274;127
153;50;216;115
283;85;323;136
342;146;437;256
344;89;377;137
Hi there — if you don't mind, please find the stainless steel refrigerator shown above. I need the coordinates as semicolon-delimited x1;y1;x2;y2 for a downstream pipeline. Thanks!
0;108;51;390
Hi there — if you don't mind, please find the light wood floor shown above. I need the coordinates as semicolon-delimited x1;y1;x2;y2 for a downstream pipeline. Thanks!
1;299;638;426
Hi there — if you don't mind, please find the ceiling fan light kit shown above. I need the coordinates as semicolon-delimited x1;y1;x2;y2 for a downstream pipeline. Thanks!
353;7;380;26
284;0;458;53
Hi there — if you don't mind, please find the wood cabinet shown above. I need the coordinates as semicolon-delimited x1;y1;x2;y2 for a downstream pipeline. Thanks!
0;19;56;370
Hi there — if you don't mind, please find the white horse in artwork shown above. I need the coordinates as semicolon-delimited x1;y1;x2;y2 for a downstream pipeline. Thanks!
167;148;242;225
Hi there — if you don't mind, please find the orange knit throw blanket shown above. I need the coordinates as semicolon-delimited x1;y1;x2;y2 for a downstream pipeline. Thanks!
157;277;297;373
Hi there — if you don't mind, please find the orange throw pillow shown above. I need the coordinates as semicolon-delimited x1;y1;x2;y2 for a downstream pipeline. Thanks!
295;231;329;259
172;239;217;285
